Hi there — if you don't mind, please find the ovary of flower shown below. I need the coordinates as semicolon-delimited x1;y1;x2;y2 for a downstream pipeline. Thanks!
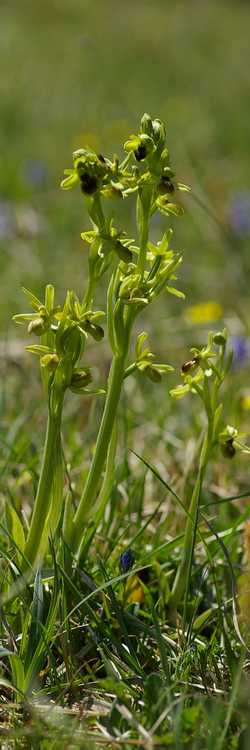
184;301;223;324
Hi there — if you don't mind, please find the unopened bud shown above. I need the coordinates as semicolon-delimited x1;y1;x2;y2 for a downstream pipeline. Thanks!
40;353;59;371
140;113;153;136
28;317;47;336
152;119;166;148
70;368;92;393
213;332;227;346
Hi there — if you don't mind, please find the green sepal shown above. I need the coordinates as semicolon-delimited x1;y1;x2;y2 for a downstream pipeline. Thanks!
60;171;79;190
25;344;53;356
166;285;185;299
156;198;184;217
170;384;190;399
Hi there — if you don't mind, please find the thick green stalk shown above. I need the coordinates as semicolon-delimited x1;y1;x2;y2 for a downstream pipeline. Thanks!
71;352;127;556
137;187;152;275
23;403;63;569
71;293;134;558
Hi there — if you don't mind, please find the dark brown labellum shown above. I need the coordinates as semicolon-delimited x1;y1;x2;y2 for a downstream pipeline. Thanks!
158;176;175;194
221;439;236;459
138;567;150;584
134;144;147;161
80;173;98;194
181;357;200;374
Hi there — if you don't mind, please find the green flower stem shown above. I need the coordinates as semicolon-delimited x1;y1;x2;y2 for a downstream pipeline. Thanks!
124;362;137;379
82;277;95;311
71;312;133;558
79;421;118;561
137;187;152;275
168;426;212;615
22;402;63;570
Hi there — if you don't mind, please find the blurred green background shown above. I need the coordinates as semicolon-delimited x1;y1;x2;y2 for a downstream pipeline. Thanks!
1;0;250;335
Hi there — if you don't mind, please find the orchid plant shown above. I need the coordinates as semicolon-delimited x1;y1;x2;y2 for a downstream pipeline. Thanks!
14;113;189;570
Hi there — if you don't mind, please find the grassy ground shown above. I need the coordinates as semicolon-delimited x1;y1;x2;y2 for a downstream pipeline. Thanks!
1;1;250;748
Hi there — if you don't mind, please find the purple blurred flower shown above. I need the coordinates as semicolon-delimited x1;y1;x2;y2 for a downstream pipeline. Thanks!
22;159;48;188
0;201;12;238
230;335;250;368
229;191;250;238
119;549;135;573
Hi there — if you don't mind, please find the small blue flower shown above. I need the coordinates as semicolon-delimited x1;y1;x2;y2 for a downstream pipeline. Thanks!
119;548;135;573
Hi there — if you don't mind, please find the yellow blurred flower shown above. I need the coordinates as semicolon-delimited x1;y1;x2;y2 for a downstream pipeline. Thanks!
184;301;223;325
241;393;250;411
124;575;144;605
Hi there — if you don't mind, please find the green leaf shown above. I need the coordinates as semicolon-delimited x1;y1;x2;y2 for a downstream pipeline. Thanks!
5;505;26;554
24;569;44;671
0;676;24;697
4;652;25;695
193;607;215;632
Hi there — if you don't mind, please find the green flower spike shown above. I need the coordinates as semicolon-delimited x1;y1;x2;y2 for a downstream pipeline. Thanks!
13;113;191;569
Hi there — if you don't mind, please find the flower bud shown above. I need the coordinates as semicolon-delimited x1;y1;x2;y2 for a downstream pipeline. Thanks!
119;548;135;573
70;368;92;393
40;353;59;371
152;118;166;149
213;332;227;346
28;317;47;336
140;113;153;136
